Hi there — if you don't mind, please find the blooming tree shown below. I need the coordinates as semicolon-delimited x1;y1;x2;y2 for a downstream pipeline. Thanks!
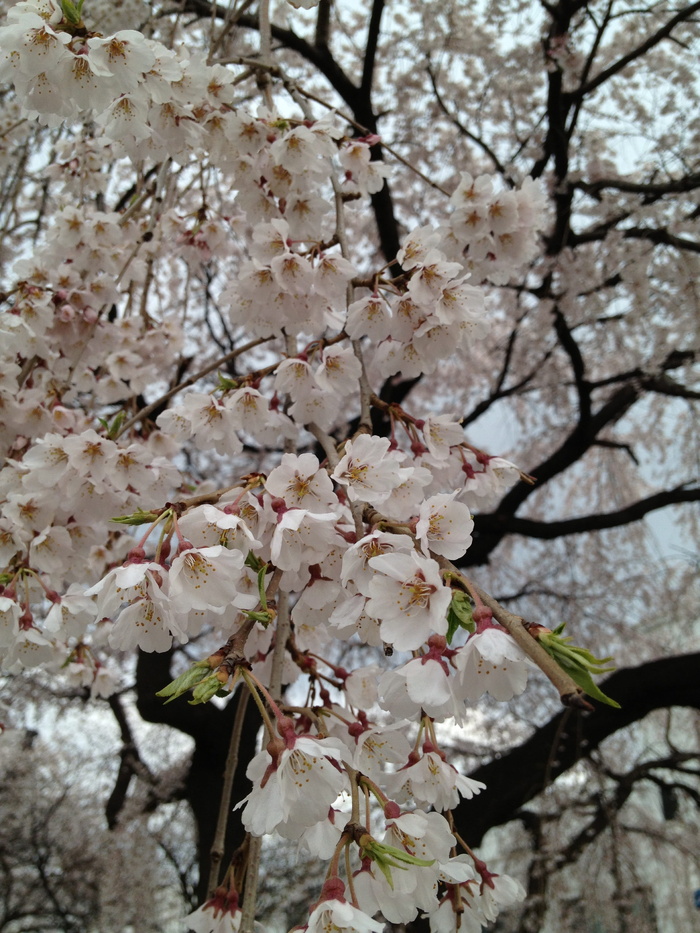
0;0;698;931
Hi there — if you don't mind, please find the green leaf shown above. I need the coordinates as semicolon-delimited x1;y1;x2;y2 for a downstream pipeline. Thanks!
217;372;239;392
358;834;435;889
156;661;212;704
245;551;267;572
256;564;269;609
190;673;228;705
561;662;621;708
446;590;475;643
538;625;620;708
111;508;162;526
105;411;126;439
60;0;83;25
243;609;274;626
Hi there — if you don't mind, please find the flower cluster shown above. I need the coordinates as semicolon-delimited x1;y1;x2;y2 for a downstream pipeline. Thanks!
0;1;557;929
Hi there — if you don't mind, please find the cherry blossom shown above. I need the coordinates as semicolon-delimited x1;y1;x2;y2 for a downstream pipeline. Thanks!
454;628;530;702
269;509;341;573
347;720;412;781
168;546;248;614
185;889;246;933
379;654;464;723
306;894;383;933
386;747;486;811
367;551;452;651
86;561;186;653
332;434;408;506
265;453;336;512
415;492;474;560
238;732;348;836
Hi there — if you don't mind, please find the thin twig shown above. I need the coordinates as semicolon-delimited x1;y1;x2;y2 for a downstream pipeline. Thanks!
443;563;591;709
208;0;257;62
257;0;273;109
270;589;290;702
240;581;288;931
308;422;340;467
114;335;271;438
207;686;251;896
240;834;263;933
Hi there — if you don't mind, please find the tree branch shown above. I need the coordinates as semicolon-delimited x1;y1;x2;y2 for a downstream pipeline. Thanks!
571;2;700;99
135;649;261;902
556;750;700;867
361;0;385;97
426;62;508;177
454;652;700;847
463;348;697;566
573;171;700;202
476;484;700;540
571;224;700;253
314;0;331;50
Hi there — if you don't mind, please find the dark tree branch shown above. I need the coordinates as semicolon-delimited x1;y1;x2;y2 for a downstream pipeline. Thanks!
571;2;700;99
593;438;639;465
461;359;551;428
565;0;614;142
620;226;700;254
571;224;700;253
464;348;697;565
105;694;154;828
574;171;700;202
426;62;508;177
556;750;700;867
466;382;638;564
361;0;385;97
135;649;262;902
182;1;404;267
641;373;700;400
518;809;549;933
183;1;358;106
477;485;699;540
104;693;179;829
314;0;331;50
552;303;591;426
586;349;696;390
568;209;632;246
454;652;700;847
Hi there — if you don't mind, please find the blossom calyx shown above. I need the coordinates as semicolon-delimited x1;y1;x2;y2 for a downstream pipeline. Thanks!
357;832;436;888
537;623;620;708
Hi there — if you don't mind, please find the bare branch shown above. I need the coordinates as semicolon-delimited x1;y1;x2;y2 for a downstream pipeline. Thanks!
454;652;700;847
574;171;700;201
571;2;700;99
478;484;700;540
361;0;385;97
426;62;508;178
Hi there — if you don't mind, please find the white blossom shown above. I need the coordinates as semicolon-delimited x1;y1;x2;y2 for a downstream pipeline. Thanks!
238;734;348;836
367;551;451;651
306;898;384;933
332;434;407;505
416;493;474;560
168;545;247;614
386;749;486;811
454;628;529;701
265;453;336;512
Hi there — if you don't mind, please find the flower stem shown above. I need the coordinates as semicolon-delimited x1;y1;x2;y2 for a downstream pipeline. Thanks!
437;558;592;710
207;686;251;897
